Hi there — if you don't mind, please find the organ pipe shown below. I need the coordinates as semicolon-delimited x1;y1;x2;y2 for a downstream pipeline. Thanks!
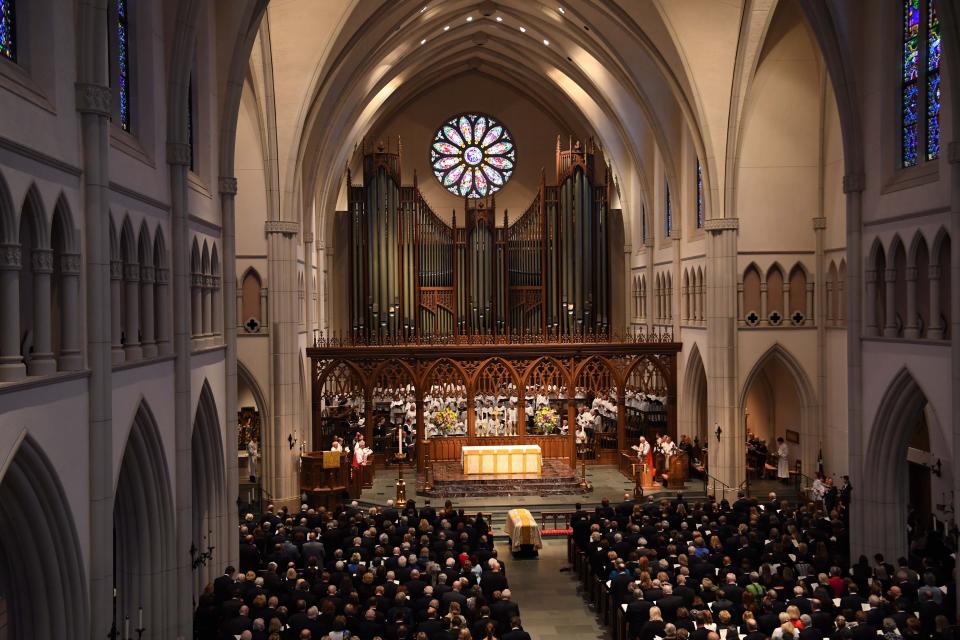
348;138;607;339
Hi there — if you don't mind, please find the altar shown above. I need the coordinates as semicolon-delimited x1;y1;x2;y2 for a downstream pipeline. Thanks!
461;444;542;475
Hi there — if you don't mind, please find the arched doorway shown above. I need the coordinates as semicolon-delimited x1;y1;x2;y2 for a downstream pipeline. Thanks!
0;434;88;638
192;380;227;594
861;370;949;562
682;345;708;446
740;344;817;495
238;361;268;509
114;402;175;639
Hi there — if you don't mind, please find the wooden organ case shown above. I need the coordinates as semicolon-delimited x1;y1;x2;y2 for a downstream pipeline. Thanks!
347;138;611;340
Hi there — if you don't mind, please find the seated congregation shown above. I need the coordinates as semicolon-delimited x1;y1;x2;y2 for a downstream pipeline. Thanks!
571;492;958;640
195;499;531;640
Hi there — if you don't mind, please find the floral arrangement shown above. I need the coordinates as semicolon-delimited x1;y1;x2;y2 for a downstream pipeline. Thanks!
432;406;458;435
534;406;559;434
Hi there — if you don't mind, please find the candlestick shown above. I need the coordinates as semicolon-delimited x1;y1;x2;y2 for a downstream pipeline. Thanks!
124;616;130;639
138;607;143;629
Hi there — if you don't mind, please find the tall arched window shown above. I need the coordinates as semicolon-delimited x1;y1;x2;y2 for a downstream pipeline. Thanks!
901;0;940;167
664;181;672;238
0;0;16;61
110;0;133;132
695;159;704;229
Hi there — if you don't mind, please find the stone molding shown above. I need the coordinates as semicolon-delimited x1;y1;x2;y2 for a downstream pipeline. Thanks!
191;273;204;287
166;142;192;166
123;263;140;281
812;217;827;230
302;232;314;244
140;265;155;283
0;244;21;270
218;177;238;195
74;83;111;116
110;260;123;280
156;268;170;285
703;218;739;232
31;249;54;274
264;220;300;236
60;253;81;275
842;173;865;193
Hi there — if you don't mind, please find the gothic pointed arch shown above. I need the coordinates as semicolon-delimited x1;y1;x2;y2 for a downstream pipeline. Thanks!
0;171;15;244
0;433;89;639
739;343;818;475
192;379;228;591
861;368;936;561
18;184;49;250
681;343;708;443
114;400;176;639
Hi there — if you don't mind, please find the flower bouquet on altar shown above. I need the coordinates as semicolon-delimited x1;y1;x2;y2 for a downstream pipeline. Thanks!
432;406;458;436
533;406;559;434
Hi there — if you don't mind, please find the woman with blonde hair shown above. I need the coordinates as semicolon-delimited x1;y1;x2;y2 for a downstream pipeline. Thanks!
640;606;666;640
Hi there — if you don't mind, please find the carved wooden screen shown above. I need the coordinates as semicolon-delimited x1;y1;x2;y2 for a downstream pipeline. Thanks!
370;361;416;454
316;361;365;448
523;357;568;435
573;357;618;452
474;358;519;437
624;356;669;438
423;359;467;439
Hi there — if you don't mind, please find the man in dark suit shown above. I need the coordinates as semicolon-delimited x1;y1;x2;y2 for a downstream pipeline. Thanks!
353;607;384;640
626;593;653;639
501;616;533;640
491;589;521;632
656;584;685;623
471;606;495;640
480;562;509;601
214;566;237;603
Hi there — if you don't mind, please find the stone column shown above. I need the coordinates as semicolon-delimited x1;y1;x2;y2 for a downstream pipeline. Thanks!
28;248;57;375
219;175;239;570
57;253;83;370
191;271;202;337
782;283;790;324
212;275;222;336
76;74;114;640
704;218;741;500
155;267;172;355
948;140;960;618
123;261;141;360
805;283;814;325
904;267;919;338
864;270;878;335
265;219;301;506
826;281;834;323
883;268;898;337
111;259;124;363
0;244;24;381
928;265;943;338
760;282;768;323
813;217;827;475
140;264;156;358
202;274;213;337
304;231;314;335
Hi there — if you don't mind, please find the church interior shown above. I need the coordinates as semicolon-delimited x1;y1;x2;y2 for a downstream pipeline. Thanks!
0;0;957;638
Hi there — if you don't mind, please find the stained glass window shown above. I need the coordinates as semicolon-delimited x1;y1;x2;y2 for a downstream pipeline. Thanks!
117;0;131;132
431;114;515;198
664;181;672;238
926;0;940;161
0;0;15;62
695;159;704;229
901;0;939;167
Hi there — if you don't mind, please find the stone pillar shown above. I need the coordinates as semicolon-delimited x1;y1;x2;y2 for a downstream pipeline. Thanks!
928;265;943;338
864;270;878;335
904;267;919;338
155;267;172;355
202;275;213;336
57;253;83;370
28;248;57;375
265;219;301;505
948;140;960;618
219;175;239;570
123;261;141;360
140;264;156;358
842;172;866;560
167;140;195;637
304;231;314;335
704;218;741;500
813;217;827;475
826;281;834;323
212;275;222;336
782;283;790;324
0;244;24;381
760;282;768;323
191;271;202;337
883;268;898;337
805;283;814;325
111;259;124;363
76;75;114;640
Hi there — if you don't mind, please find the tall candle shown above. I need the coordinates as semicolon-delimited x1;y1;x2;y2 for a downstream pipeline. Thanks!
398;426;403;454
138;606;143;629
124;617;130;639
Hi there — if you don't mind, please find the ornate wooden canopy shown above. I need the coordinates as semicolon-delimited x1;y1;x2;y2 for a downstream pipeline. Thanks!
307;329;681;471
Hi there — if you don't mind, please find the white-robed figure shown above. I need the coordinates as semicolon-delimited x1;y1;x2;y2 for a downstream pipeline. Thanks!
776;437;790;480
246;437;259;481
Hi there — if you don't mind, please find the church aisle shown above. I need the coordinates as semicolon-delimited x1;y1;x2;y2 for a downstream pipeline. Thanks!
494;538;610;640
